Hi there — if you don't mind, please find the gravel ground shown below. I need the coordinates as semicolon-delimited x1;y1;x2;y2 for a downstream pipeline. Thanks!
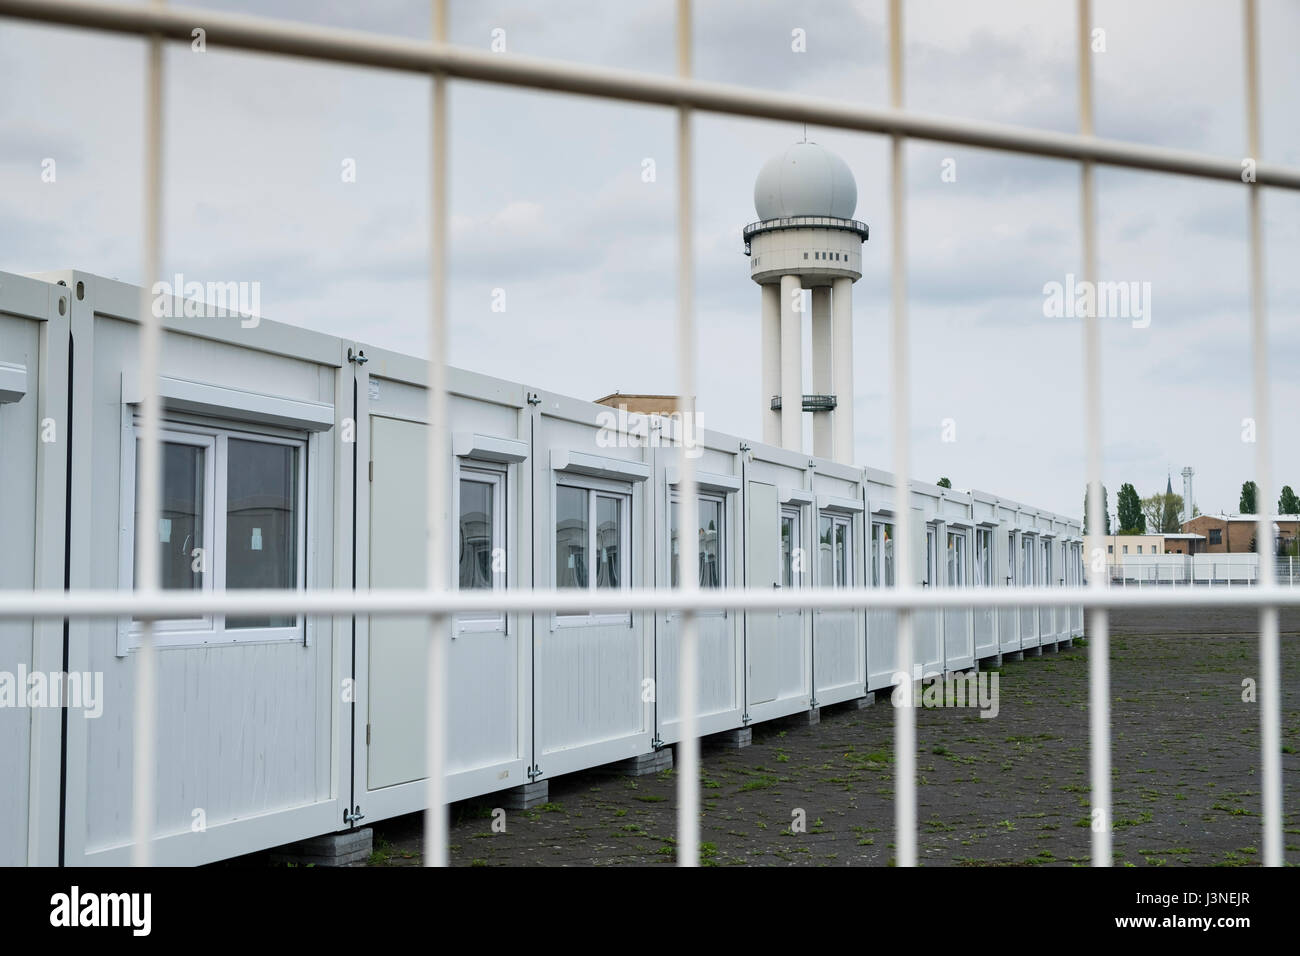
364;607;1300;867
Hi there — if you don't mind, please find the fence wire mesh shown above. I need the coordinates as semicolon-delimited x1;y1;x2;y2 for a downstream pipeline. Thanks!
0;0;1292;869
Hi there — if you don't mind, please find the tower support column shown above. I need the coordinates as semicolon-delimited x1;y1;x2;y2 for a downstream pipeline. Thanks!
760;282;781;446
811;286;833;458
831;276;854;464
779;274;803;453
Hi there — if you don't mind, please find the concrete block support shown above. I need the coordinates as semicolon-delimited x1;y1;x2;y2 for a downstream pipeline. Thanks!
500;780;549;810
778;706;819;727
705;727;752;749
609;748;673;776
271;827;373;867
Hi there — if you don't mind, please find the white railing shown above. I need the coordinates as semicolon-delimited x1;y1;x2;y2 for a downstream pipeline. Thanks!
1108;553;1300;586
0;0;1291;869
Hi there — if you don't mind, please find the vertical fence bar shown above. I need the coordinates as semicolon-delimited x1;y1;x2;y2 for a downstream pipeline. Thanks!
423;0;451;869
1242;0;1282;868
130;0;166;867
887;0;916;869
1077;0;1111;868
673;0;701;869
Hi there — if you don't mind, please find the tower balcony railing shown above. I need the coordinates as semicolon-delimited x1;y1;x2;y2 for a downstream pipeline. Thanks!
742;215;870;251
771;393;838;412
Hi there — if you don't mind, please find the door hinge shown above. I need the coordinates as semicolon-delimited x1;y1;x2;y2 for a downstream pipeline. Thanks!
365;722;371;745
368;460;373;482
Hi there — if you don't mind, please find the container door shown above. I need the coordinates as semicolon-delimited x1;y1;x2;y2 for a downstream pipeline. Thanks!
745;481;781;705
367;415;430;789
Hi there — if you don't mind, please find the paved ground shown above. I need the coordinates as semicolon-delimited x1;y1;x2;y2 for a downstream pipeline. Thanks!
363;607;1299;867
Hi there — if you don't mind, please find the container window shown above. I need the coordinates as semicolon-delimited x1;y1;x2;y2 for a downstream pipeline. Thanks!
127;420;307;647
555;480;631;624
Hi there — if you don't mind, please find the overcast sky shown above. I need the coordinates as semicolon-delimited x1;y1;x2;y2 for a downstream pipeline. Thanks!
3;0;1299;519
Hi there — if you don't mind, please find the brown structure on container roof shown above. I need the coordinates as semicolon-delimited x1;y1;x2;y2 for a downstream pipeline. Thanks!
1161;532;1205;555
1181;514;1300;553
592;393;680;416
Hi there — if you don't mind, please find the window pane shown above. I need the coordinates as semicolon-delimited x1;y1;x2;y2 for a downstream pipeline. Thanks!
819;516;834;584
226;439;298;628
459;478;495;590
137;440;205;594
835;520;848;587
883;522;894;582
782;515;795;587
555;486;588;589
699;499;721;588
596;495;621;589
670;500;680;587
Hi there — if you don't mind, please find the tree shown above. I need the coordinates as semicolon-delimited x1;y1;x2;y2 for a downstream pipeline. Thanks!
936;477;952;489
1140;494;1163;534
1279;485;1300;515
1116;483;1144;533
1159;492;1184;533
1083;483;1110;535
1140;490;1183;533
1240;480;1258;514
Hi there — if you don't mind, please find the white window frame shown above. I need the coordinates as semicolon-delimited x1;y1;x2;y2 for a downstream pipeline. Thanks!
120;414;309;650
1007;531;1017;586
669;490;728;618
780;507;802;589
974;527;992;588
924;524;938;588
1021;535;1036;587
553;475;632;628
946;529;967;588
819;512;853;589
119;426;217;636
455;462;507;632
871;519;895;588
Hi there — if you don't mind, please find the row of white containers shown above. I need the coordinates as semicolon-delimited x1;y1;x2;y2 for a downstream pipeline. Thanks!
0;269;1083;866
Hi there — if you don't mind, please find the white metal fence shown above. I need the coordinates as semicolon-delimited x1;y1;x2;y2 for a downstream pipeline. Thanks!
1109;553;1300;587
0;0;1295;868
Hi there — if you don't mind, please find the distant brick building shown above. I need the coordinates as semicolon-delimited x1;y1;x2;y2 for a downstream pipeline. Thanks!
1161;532;1205;555
593;393;680;416
1181;514;1300;553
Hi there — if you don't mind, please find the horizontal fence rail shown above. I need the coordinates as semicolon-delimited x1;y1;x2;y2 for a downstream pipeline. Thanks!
4;586;1300;619
3;0;1300;191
